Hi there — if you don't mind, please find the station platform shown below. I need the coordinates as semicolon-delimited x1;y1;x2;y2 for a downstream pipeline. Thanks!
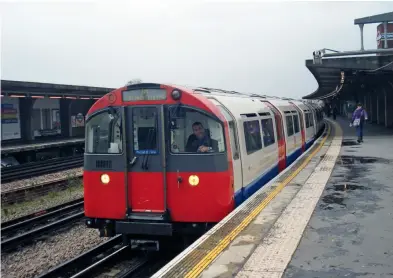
1;137;85;155
152;117;393;278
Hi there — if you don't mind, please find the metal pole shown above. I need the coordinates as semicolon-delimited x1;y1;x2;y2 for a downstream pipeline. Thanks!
359;24;364;50
383;21;388;49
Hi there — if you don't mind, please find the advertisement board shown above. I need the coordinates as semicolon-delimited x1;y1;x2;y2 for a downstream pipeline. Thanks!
1;97;21;140
377;23;393;49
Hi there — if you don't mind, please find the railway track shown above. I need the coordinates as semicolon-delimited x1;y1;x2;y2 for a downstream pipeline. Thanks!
1;155;84;183
37;235;150;278
1;198;85;252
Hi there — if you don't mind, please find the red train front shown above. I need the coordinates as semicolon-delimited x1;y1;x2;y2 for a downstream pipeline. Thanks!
84;83;234;247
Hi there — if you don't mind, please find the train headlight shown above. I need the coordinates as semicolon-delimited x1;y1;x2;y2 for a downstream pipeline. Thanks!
101;174;110;184
171;89;182;101
188;175;199;187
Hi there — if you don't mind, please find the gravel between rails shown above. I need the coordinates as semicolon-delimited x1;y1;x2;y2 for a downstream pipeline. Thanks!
1;167;83;193
1;183;84;223
1;222;108;278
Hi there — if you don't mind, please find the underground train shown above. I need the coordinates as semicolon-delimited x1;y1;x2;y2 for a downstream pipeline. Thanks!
83;83;324;249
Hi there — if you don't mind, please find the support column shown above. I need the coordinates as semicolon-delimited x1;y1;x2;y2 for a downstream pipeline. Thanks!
19;98;35;141
60;99;71;138
369;94;373;123
377;94;380;125
364;95;367;111
384;22;388;49
385;89;388;127
359;24;364;50
386;86;393;127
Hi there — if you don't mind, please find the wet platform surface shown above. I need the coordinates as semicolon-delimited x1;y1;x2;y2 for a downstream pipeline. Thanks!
284;117;393;278
1;137;84;154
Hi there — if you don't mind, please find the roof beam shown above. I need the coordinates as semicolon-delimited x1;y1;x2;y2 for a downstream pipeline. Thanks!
354;12;393;25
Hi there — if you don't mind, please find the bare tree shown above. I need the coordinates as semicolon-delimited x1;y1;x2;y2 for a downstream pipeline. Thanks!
126;78;142;86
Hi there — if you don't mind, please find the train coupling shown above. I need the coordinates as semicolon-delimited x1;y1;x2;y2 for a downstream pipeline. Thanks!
130;239;160;251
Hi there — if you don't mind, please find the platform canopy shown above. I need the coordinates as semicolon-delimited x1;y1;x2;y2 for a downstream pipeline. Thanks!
354;11;393;25
303;10;393;100
1;80;115;99
303;54;393;100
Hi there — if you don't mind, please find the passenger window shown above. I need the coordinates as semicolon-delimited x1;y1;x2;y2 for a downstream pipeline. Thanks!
133;107;157;154
305;113;310;128
243;120;262;154
309;113;314;126
293;114;300;133
261;118;275;147
168;106;225;153
286;116;294;136
86;110;122;154
228;122;239;159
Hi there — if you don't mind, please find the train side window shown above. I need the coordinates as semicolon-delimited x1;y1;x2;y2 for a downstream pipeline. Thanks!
132;107;158;154
261;118;275;147
168;106;225;154
86;110;122;154
243;120;262;154
286;115;294;136
293;114;300;133
308;113;314;126
305;113;310;128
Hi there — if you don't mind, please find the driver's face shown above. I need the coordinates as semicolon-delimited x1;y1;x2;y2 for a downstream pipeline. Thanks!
193;124;205;139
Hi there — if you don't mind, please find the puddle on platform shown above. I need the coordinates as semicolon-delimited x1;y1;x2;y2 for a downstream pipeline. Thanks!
331;183;368;191
338;155;391;165
342;140;358;146
321;193;347;209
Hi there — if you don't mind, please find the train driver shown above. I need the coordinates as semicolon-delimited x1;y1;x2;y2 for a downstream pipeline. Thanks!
185;122;219;153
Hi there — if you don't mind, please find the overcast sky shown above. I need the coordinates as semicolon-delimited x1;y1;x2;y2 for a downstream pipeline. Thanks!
0;1;391;98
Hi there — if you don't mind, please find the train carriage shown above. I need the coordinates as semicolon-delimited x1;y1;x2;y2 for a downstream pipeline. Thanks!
84;83;324;250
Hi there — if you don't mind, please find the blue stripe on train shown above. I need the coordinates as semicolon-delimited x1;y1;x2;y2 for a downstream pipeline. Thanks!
234;163;279;207
305;139;314;150
233;137;317;208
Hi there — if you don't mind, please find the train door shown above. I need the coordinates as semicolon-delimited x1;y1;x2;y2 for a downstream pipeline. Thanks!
290;102;306;153
210;99;243;193
264;101;286;172
125;106;167;216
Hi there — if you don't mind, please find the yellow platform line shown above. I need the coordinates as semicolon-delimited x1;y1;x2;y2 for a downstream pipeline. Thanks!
185;122;332;278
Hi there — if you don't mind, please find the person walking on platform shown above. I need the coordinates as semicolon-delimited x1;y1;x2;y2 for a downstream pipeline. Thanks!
351;103;368;143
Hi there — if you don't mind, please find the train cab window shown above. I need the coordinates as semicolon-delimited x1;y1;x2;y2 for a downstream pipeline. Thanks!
86;110;122;154
293;114;300;133
261;118;275;147
168;106;225;154
132;107;157;154
286;115;294;136
243;120;262;154
217;105;239;159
